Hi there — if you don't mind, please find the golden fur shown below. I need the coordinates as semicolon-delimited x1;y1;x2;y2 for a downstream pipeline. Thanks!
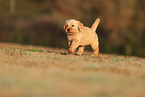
64;18;100;56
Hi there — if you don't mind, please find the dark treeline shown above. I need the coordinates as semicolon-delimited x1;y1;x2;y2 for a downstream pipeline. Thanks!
0;0;145;57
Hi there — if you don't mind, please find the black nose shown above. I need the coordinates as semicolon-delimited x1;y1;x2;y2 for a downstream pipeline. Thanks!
67;29;70;31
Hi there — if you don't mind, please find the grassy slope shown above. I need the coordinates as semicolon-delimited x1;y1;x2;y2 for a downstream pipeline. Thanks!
0;42;145;97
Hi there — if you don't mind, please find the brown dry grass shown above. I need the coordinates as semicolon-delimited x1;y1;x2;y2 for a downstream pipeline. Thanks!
0;42;145;97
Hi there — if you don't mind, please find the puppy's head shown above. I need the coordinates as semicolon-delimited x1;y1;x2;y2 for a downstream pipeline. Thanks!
64;19;83;35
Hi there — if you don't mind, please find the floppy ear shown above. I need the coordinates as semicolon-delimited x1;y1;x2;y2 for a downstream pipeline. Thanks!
78;21;83;32
63;20;69;30
63;25;66;30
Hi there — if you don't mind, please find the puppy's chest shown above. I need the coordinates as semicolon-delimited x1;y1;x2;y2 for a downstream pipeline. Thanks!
67;36;73;41
67;34;82;42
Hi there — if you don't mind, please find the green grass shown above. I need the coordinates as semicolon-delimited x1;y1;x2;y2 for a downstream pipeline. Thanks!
30;48;40;52
111;57;126;62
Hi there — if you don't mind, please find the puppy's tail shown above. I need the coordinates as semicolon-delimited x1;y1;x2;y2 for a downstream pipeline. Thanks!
91;18;100;32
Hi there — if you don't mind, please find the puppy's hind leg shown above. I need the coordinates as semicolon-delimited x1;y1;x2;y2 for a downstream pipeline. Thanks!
90;41;99;56
76;46;85;56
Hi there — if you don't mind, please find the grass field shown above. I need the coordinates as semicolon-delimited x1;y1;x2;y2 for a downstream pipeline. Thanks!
0;42;145;97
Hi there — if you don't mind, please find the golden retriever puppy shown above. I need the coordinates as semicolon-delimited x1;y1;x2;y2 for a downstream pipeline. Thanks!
64;18;100;56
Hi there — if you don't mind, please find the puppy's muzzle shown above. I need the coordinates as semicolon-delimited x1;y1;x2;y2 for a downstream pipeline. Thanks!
66;28;74;35
67;29;70;32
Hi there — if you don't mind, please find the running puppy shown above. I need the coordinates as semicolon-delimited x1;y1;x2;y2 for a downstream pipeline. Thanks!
64;18;100;56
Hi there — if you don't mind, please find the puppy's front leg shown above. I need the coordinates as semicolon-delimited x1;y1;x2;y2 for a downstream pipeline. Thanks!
68;39;80;53
68;41;72;47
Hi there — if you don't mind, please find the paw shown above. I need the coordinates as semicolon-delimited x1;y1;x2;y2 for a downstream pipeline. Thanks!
92;54;98;56
92;52;98;56
68;48;75;53
75;52;82;56
92;53;98;56
92;50;99;56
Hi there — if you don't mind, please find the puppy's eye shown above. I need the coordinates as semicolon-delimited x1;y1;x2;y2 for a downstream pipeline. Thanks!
72;25;74;27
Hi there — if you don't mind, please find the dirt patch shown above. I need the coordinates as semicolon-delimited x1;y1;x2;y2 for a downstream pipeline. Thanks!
0;42;145;97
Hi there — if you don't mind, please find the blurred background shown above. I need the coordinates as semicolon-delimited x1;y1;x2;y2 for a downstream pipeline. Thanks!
0;0;145;57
